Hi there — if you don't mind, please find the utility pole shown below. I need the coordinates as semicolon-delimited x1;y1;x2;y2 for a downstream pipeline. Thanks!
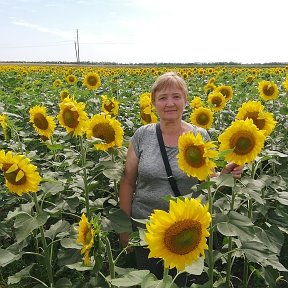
74;29;80;63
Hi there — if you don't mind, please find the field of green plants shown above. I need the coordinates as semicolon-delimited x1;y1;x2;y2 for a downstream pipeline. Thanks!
0;64;287;288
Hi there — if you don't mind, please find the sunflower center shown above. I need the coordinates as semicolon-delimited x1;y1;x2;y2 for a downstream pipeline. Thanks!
164;220;202;255
212;96;222;107
196;113;209;125
263;85;275;96
219;88;230;98
87;76;97;86
185;146;204;167
231;132;255;155
104;101;115;112
34;113;49;130
68;76;76;83
245;112;265;130
141;111;152;123
3;164;26;185
92;123;115;143
63;108;79;128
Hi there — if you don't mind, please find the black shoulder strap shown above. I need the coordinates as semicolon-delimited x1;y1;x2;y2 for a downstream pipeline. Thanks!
156;123;181;197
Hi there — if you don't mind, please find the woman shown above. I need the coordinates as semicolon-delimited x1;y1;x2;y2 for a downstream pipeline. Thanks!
119;72;242;283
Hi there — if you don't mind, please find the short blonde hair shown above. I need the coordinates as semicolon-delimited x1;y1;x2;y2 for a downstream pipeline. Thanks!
151;72;188;102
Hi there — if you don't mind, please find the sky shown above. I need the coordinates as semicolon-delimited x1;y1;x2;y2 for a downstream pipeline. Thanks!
0;0;287;64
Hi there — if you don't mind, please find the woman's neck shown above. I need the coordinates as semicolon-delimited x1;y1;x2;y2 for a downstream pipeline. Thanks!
159;120;183;135
159;120;184;146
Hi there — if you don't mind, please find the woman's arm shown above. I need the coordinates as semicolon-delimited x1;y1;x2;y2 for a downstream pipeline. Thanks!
118;142;139;247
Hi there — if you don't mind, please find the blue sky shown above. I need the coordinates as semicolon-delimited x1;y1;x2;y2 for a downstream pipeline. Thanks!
0;0;287;64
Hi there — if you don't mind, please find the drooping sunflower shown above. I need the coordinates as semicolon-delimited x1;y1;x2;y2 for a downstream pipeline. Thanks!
282;77;288;92
214;85;233;102
86;114;124;151
145;197;211;271
218;119;266;166
207;91;226;112
139;92;158;124
101;95;120;117
189;96;203;109
258;80;279;101
236;101;277;136
190;107;214;130
177;132;218;181
83;72;101;90
204;79;216;94
53;79;62;88
58;97;88;137
0;150;42;195
0;114;8;140
60;88;70;101
76;213;96;266
29;105;56;139
66;74;78;85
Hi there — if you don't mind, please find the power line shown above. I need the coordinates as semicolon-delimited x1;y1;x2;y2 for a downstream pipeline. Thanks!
0;41;73;49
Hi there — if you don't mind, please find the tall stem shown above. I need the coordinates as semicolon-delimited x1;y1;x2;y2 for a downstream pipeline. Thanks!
226;183;236;287
79;136;90;219
104;236;115;288
243;162;257;287
207;180;214;286
32;193;54;288
111;152;119;201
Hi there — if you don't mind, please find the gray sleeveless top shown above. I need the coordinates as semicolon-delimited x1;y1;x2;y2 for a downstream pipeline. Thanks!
131;123;210;220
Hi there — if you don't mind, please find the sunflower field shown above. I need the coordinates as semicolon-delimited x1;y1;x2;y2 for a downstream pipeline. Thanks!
0;64;287;288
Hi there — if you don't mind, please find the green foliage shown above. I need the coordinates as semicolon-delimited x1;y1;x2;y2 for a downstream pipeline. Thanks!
0;64;287;287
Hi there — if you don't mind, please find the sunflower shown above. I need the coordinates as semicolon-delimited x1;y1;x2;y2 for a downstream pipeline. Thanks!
139;92;158;124
204;82;216;94
207;91;226;112
83;72;101;90
145;197;211;271
58;97;88;137
0;150;42;195
60;88;70;101
101;95;120;117
66;74;78;85
282;77;288;92
189;96;203;109
76;213;96;266
52;79;62;88
236;101;277;136
177;132;218;181
0;114;8;140
214;85;233;102
29;105;56;139
218;119;266;166
190;107;214;130
258;80;279;101
86;114;124;151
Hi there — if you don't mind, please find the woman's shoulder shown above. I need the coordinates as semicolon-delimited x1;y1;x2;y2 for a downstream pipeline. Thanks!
183;121;210;140
134;123;156;135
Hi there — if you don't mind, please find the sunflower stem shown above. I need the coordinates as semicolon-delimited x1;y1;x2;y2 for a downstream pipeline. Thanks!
104;236;115;287
225;182;237;287
243;162;257;286
163;267;169;278
49;136;57;162
111;151;119;201
32;193;54;288
79;136;90;219
207;178;214;287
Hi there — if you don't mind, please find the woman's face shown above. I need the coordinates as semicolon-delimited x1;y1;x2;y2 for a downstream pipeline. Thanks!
153;86;187;122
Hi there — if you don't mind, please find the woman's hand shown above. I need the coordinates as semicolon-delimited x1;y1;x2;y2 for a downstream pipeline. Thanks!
221;162;244;179
119;232;134;253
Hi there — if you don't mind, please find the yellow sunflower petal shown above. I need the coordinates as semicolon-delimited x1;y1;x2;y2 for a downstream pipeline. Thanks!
218;118;266;165
145;198;211;271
